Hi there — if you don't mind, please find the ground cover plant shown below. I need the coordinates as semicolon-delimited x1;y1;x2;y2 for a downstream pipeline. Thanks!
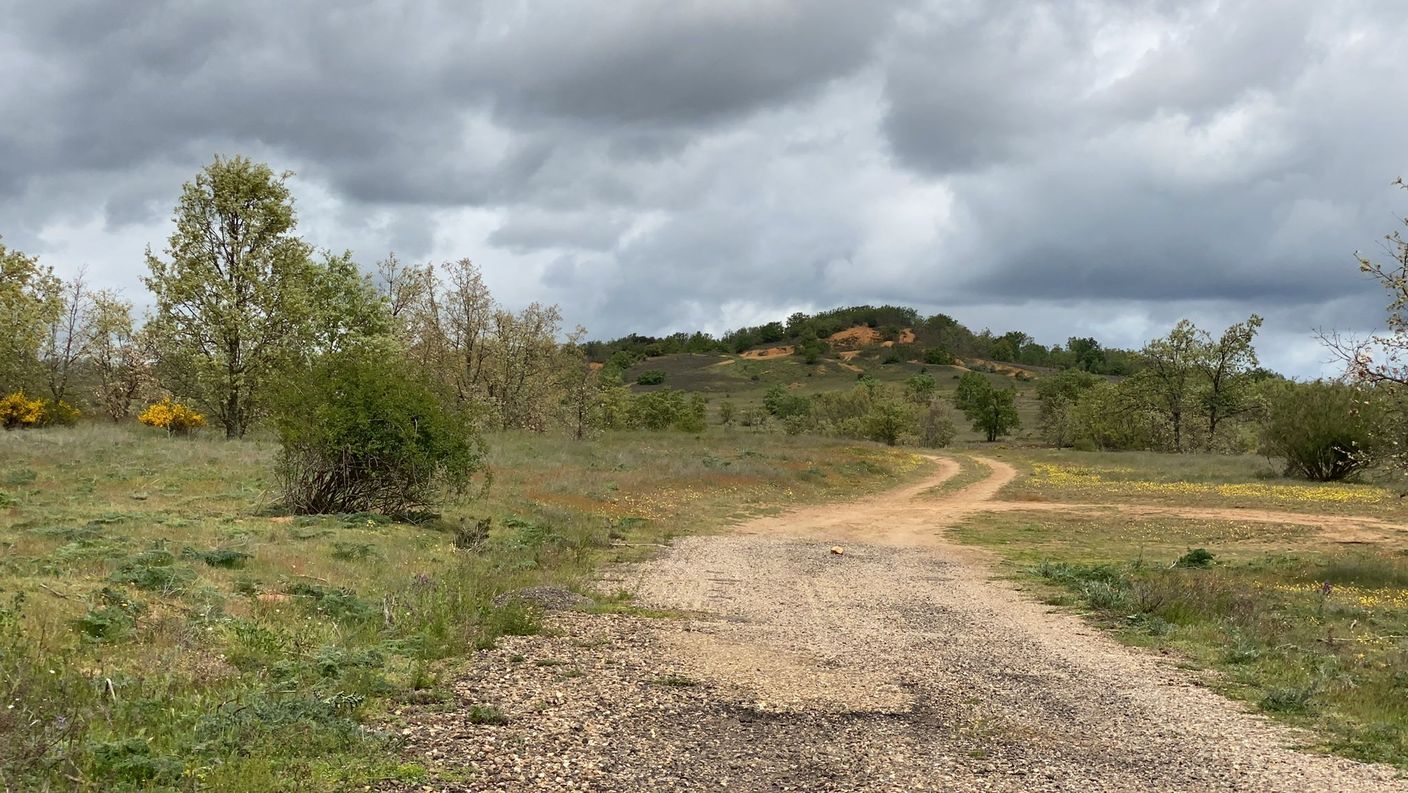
952;449;1408;768
0;425;923;791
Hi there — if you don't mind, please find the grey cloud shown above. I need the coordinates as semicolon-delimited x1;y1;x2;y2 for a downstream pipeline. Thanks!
3;0;1408;377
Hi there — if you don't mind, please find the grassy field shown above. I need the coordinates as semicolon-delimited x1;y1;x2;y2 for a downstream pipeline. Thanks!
992;447;1402;517
0;425;924;792
953;448;1408;768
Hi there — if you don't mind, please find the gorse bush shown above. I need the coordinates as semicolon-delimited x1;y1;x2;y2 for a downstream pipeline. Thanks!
1259;381;1380;481
137;397;205;435
272;348;486;518
0;392;45;429
0;392;79;429
635;369;665;385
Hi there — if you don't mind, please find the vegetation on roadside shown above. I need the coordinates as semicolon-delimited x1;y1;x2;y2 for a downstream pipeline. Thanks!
0;426;921;791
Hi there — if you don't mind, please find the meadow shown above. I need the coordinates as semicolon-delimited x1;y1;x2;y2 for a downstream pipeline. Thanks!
0;425;923;792
954;448;1408;767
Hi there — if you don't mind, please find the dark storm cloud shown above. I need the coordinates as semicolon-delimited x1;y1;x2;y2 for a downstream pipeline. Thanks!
3;0;1408;376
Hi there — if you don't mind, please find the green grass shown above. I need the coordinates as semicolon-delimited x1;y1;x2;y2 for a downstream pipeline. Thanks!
954;505;1408;768
997;447;1403;517
0;424;923;791
917;454;990;499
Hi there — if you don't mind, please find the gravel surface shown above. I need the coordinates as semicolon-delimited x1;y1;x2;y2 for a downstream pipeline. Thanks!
387;457;1408;792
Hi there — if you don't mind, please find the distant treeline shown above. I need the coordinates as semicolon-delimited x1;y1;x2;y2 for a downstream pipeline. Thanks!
584;304;1142;375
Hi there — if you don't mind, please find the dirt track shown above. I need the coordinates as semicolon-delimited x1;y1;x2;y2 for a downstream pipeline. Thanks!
395;457;1408;792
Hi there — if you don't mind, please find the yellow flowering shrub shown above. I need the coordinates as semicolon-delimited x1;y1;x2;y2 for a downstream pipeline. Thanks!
138;398;205;435
0;391;45;429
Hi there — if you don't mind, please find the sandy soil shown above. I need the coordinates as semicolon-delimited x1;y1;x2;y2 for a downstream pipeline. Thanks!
740;346;795;360
393;458;1408;792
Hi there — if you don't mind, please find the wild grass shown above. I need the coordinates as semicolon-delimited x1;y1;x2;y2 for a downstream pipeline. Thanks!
998;448;1401;517
955;506;1408;768
0;424;920;791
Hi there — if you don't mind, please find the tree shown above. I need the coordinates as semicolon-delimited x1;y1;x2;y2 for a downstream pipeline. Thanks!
0;238;62;393
1066;337;1106;373
40;270;96;403
559;328;606;441
1134;320;1205;452
1036;369;1100;447
718;398;736;427
144;156;320;438
953;372;1020;442
1259;381;1381;481
89;292;152;422
1199;315;1263;443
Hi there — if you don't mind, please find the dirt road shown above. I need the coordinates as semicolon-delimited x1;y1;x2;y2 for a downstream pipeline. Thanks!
395;457;1408;791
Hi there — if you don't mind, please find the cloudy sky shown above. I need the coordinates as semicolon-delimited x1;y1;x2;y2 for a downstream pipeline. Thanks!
4;1;1407;376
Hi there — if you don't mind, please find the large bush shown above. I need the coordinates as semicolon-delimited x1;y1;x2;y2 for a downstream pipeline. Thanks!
273;349;485;517
627;388;707;432
1259;381;1380;481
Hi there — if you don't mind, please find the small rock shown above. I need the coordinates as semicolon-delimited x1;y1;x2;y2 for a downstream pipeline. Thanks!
829;546;844;556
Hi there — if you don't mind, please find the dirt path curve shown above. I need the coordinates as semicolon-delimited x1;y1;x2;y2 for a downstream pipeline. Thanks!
397;457;1408;792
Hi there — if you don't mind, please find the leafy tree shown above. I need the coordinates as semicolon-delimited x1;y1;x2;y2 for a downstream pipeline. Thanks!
953;372;1020;442
558;329;606;441
1036;369;1100;447
1259;381;1381;481
144;156;322;437
1133;320;1204;452
0;238;62;393
1066;337;1106;373
1199;315;1263;443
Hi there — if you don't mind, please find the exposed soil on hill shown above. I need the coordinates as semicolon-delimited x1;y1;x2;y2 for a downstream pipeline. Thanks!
392;460;1408;792
740;345;794;360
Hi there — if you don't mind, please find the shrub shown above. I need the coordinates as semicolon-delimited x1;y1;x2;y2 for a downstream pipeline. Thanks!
1259;380;1381;481
1175;548;1216;568
627;388;706;432
923;347;955;365
763;385;810;419
272;349;486;518
137;397;206;436
38;399;79;426
635;370;665;385
920;400;956;447
0;392;44;429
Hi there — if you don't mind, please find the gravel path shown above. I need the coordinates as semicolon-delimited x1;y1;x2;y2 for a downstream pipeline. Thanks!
390;457;1408;792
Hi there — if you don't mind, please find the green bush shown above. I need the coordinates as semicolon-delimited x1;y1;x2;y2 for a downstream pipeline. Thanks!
635;370;665;385
923;347;955;365
1259;380;1381;481
626;388;706;432
762;385;811;419
272;348;486;518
